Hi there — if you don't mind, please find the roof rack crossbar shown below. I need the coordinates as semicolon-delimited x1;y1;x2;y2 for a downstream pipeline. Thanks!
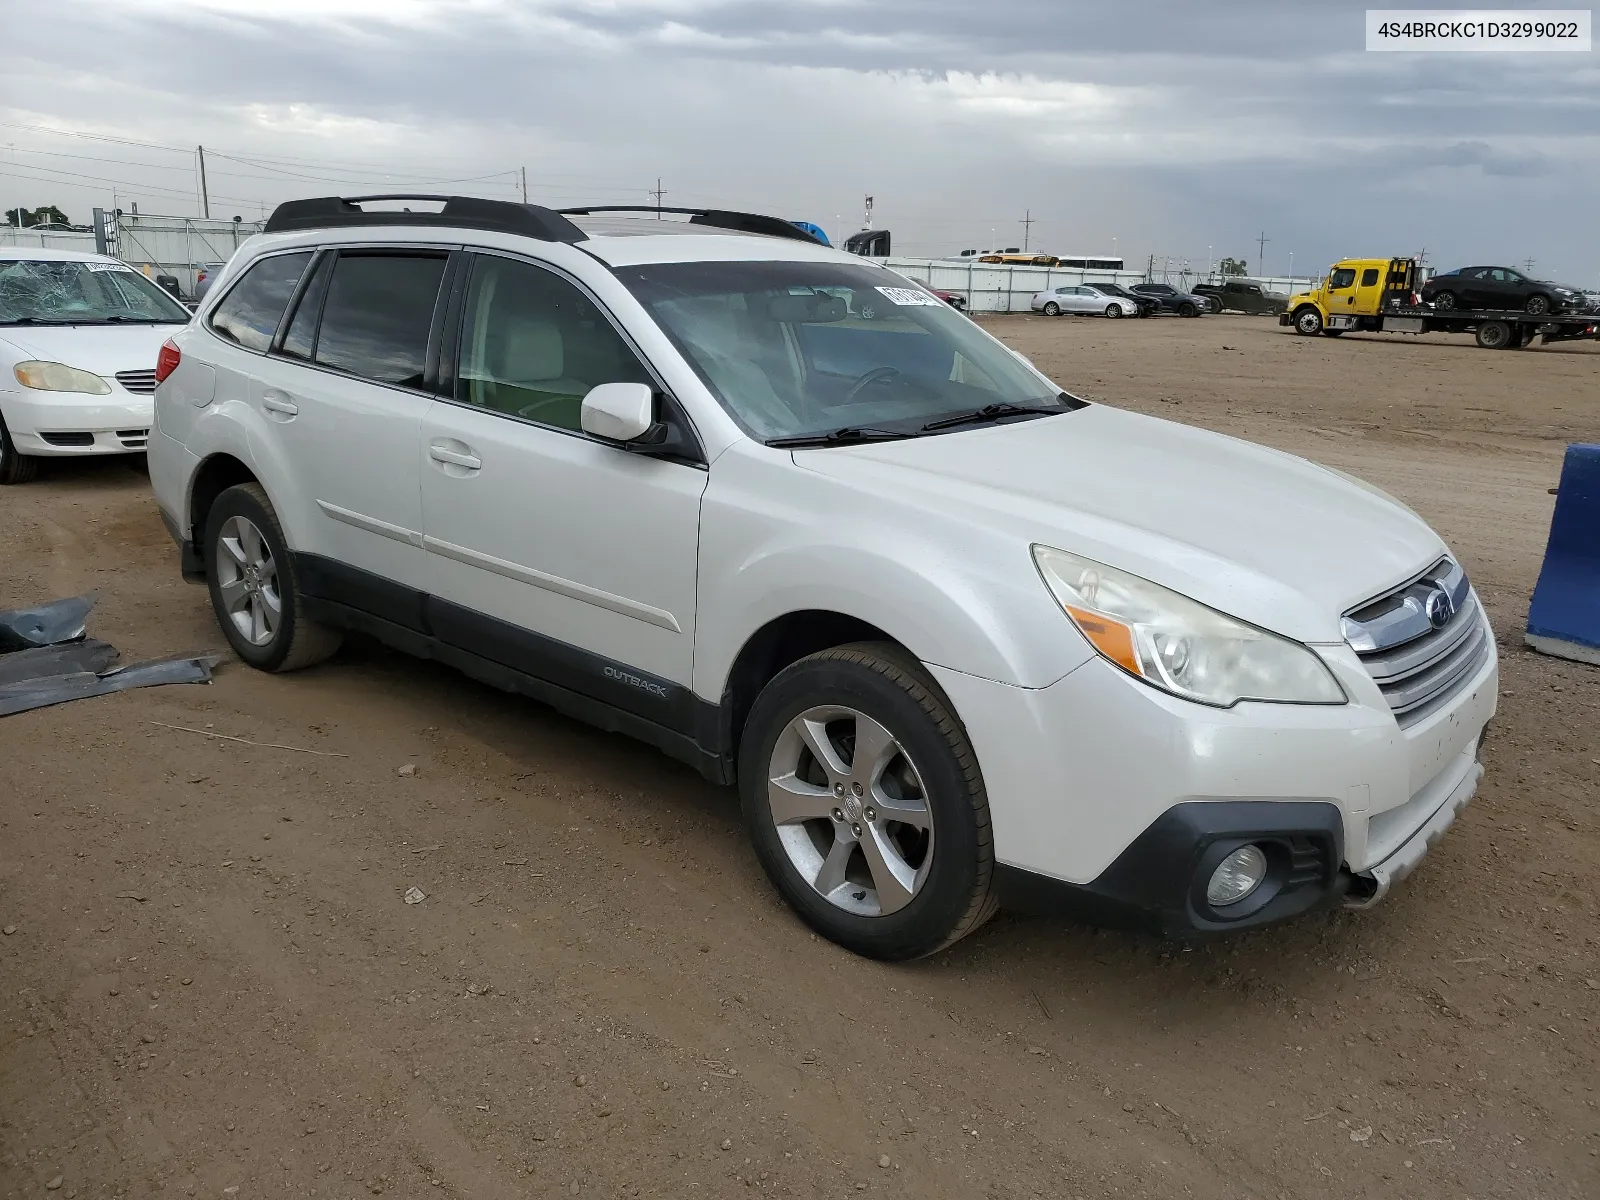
558;206;825;246
262;194;587;243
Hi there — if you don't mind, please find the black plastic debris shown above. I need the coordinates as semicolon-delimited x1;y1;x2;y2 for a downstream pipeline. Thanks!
0;592;95;651
0;593;220;717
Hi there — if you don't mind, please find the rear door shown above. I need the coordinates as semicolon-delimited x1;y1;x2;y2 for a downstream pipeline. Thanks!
1350;265;1385;314
247;247;451;622
420;250;707;709
1458;268;1491;308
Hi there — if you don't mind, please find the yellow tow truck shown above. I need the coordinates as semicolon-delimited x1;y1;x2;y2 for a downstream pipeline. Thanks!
1282;256;1599;350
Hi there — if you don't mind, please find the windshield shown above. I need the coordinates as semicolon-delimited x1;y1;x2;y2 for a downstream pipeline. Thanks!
616;260;1072;441
0;258;190;325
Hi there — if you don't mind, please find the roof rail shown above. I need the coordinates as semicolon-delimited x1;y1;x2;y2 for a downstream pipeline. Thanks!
558;206;826;246
262;195;587;243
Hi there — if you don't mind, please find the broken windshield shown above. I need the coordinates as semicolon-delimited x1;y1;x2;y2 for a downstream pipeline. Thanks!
0;258;190;325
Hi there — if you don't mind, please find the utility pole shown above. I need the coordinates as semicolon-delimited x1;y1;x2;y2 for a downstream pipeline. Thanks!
520;167;528;204
648;178;666;218
1523;256;1536;274
864;195;874;229
197;145;210;219
1255;230;1269;274
1019;209;1035;252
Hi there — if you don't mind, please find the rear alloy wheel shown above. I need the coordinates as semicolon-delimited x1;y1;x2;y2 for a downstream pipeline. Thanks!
1475;320;1512;350
205;482;342;671
1042;301;1061;316
740;642;996;960
1104;303;1123;318
1293;307;1324;336
0;412;40;485
1525;293;1551;316
1432;291;1457;311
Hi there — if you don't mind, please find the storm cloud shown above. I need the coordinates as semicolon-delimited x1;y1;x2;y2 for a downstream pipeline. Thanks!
5;1;1597;281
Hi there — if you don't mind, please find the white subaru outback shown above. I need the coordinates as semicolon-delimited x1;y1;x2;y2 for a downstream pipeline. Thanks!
148;196;1497;959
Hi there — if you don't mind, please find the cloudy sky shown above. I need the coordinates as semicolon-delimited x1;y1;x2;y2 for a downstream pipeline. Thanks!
5;0;1598;282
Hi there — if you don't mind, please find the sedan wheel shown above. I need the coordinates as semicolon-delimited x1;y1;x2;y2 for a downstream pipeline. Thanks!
1042;301;1061;316
767;705;933;917
1432;291;1456;311
1104;303;1123;318
0;413;40;485
1525;293;1550;316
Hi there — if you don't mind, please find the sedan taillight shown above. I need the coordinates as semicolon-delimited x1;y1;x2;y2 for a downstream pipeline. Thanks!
155;339;181;384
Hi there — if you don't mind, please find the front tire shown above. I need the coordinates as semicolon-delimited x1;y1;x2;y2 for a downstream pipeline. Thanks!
1042;302;1060;316
0;413;40;485
1178;301;1199;317
1104;303;1122;318
1293;306;1324;336
739;643;997;960
204;482;342;672
1525;293;1551;316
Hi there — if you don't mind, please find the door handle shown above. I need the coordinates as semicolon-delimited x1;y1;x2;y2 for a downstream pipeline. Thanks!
261;390;298;417
429;443;482;471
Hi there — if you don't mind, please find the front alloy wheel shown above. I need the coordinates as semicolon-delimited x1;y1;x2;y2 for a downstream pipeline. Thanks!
767;705;934;917
740;643;997;959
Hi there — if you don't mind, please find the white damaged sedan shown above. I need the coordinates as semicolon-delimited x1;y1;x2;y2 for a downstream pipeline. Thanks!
0;248;191;484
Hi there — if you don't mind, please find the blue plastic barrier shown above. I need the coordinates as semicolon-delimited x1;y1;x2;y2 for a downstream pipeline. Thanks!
1525;443;1600;665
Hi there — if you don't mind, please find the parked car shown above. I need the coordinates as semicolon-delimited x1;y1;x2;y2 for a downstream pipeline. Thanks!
0;247;192;484
1031;284;1140;318
1192;279;1289;316
1420;266;1588;316
150;194;1496;958
906;276;967;312
1088;282;1160;317
1128;282;1208;317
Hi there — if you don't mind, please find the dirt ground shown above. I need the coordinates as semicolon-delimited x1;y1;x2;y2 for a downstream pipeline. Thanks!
2;315;1597;1200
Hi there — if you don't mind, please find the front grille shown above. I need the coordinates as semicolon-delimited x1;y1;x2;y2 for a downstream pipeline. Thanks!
40;431;94;447
117;429;149;449
1343;559;1491;728
115;369;158;394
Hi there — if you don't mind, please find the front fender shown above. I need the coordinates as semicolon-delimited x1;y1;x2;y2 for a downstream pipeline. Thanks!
692;445;1094;700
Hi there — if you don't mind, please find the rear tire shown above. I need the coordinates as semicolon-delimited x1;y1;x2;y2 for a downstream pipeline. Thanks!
1293;307;1324;336
0;413;39;485
1042;302;1060;316
739;642;997;960
1321;329;1345;338
1475;320;1512;350
1432;291;1456;311
204;482;342;672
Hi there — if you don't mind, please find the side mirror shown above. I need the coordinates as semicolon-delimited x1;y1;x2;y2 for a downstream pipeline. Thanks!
581;382;656;443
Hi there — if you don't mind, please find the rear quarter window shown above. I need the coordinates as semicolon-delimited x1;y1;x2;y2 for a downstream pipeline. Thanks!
208;252;314;352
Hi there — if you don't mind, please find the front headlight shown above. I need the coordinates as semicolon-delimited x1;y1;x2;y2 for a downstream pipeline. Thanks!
1032;546;1346;707
13;361;112;395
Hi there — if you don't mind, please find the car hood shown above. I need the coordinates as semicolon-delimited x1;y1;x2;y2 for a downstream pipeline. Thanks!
792;405;1447;643
0;323;186;377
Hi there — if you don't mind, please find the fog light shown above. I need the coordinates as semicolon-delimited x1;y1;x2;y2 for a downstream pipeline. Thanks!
1207;844;1268;907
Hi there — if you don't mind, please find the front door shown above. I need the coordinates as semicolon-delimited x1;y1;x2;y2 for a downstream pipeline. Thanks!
420;252;707;724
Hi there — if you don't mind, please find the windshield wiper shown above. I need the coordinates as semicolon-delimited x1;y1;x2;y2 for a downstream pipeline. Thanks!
0;315;182;326
765;426;919;448
920;400;1071;432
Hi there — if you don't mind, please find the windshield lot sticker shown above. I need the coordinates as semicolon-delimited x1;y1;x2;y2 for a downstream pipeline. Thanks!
85;262;135;272
875;286;942;306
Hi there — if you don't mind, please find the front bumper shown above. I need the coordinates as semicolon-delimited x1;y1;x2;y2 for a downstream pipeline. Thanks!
1;387;153;456
932;633;1497;936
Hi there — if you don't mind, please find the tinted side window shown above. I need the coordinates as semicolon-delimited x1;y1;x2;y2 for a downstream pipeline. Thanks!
314;254;448;387
1329;268;1357;289
1360;268;1380;287
209;252;313;352
456;256;653;433
279;253;333;362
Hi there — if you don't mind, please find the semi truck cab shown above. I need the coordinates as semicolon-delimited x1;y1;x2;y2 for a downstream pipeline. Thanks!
1287;257;1417;335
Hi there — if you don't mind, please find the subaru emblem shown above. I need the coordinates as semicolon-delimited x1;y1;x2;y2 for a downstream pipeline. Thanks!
1424;587;1454;629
